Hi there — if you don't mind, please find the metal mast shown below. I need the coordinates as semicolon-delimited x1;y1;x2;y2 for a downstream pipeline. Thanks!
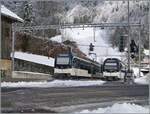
127;0;131;72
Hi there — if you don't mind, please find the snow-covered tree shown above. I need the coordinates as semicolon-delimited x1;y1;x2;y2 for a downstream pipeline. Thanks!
22;1;34;26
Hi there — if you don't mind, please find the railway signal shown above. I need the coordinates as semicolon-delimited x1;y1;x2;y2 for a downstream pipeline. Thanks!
130;40;138;58
89;43;94;51
130;40;138;53
119;35;125;52
130;53;135;59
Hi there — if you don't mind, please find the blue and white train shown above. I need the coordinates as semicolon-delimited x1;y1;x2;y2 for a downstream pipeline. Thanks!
103;58;125;80
53;53;103;79
54;52;126;80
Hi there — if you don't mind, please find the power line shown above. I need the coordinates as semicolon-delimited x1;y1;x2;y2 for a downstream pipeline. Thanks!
77;44;110;48
96;55;126;57
16;23;142;31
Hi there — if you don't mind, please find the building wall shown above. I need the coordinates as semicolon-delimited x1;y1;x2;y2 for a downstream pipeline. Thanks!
0;59;11;77
1;16;13;77
14;59;54;75
1;16;12;59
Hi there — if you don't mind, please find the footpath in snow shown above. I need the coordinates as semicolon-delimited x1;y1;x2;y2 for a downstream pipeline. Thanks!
1;80;105;88
77;103;149;113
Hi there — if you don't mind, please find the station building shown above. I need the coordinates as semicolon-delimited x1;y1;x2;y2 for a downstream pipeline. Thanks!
1;5;23;78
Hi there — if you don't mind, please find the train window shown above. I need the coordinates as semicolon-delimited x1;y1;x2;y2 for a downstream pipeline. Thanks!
56;57;70;65
106;59;117;62
104;66;118;69
105;63;117;66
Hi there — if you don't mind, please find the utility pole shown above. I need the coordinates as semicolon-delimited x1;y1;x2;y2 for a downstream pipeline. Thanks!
148;0;150;110
138;21;141;77
0;2;1;60
125;0;134;84
127;0;131;72
12;24;15;72
149;0;150;84
93;27;96;42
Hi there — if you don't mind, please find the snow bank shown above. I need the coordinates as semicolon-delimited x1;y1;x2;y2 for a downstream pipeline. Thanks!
11;52;54;67
144;49;149;56
132;67;144;77
134;75;149;85
1;5;23;22
1;80;105;88
132;67;148;85
78;103;149;113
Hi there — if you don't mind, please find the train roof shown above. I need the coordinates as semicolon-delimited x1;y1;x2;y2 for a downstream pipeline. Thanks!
73;56;101;67
104;58;120;60
56;53;102;66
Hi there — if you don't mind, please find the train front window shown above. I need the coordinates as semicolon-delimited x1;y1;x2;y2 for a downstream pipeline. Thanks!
104;60;119;71
105;63;117;66
56;57;70;65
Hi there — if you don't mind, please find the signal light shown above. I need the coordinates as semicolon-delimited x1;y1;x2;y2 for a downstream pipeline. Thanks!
119;36;125;52
130;40;138;53
131;53;135;58
89;43;94;51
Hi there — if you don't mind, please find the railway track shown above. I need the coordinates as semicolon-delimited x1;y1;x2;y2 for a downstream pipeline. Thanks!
1;82;148;113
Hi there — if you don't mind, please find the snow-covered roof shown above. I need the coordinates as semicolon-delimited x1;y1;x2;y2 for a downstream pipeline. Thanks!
12;52;54;67
1;5;24;22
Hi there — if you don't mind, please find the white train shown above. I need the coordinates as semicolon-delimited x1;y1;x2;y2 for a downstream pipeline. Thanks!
103;58;125;80
53;53;103;79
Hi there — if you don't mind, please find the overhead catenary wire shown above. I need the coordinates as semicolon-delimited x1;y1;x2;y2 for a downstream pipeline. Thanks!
77;44;111;48
16;23;142;31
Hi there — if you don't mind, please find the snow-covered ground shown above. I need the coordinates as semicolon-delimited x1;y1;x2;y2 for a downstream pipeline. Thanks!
144;49;149;56
134;74;149;85
1;80;105;88
132;67;149;85
77;103;149;113
132;67;144;77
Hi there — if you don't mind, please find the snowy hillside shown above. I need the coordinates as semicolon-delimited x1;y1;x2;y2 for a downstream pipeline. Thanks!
64;1;148;24
61;1;149;48
2;0;149;62
51;27;123;62
51;1;149;62
61;28;123;62
93;1;148;23
2;1;149;48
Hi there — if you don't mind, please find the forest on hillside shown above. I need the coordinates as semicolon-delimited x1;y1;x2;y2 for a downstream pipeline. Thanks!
1;0;149;52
